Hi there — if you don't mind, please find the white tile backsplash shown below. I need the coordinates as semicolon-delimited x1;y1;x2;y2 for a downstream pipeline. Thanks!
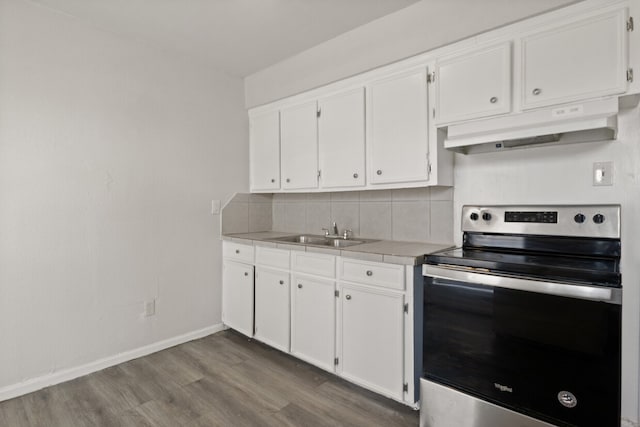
284;202;307;233
391;187;431;201
223;188;454;243
221;201;249;234
359;189;392;202
430;186;454;201
430;200;455;243
359;202;392;240
330;202;360;236
330;191;360;202
249;202;272;232
392;201;430;242
305;202;332;234
272;202;287;231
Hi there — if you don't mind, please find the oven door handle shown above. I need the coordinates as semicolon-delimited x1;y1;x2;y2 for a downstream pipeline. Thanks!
423;265;622;305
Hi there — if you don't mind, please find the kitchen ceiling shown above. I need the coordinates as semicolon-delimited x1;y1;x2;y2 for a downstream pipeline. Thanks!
29;0;420;77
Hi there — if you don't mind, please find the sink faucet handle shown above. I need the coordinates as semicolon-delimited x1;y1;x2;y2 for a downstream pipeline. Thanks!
321;228;330;237
342;229;352;239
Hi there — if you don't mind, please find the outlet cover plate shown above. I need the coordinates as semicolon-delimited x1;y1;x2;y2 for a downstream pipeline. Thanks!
144;299;156;317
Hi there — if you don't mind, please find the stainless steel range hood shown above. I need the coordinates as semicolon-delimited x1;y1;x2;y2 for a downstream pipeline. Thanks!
443;98;619;154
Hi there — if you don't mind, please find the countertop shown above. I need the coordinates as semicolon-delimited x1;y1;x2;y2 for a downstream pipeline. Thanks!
222;231;453;265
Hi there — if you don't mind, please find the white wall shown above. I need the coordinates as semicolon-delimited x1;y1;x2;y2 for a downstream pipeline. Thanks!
453;105;640;425
0;0;248;398
244;0;578;108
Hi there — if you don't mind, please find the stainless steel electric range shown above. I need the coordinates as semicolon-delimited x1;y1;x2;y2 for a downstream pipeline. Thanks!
421;205;622;427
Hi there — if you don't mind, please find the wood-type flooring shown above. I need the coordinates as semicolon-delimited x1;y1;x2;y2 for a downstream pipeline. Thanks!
0;330;419;426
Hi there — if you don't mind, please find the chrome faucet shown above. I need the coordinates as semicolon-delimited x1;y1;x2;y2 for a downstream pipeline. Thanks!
322;222;352;240
322;222;340;238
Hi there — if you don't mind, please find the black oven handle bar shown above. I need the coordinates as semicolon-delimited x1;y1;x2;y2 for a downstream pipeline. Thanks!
423;265;622;305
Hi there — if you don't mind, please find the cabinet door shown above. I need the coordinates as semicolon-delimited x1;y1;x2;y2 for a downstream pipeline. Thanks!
338;283;404;400
521;9;628;110
436;43;511;124
249;110;280;191
222;260;254;338
290;274;335;372
280;101;319;190
255;267;290;353
318;88;366;189
368;69;429;184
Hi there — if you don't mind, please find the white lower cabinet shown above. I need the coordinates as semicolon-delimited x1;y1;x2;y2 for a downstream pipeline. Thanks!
222;242;414;405
337;283;405;401
222;259;254;338
290;273;336;372
254;267;290;352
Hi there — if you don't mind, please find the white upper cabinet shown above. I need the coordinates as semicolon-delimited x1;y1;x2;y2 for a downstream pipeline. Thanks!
435;43;512;124
521;8;629;110
280;101;319;190
367;68;430;185
318;88;366;189
249;110;280;192
246;1;632;190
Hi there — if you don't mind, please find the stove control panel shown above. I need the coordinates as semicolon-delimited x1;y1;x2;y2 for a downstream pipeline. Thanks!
505;211;558;223
462;205;620;238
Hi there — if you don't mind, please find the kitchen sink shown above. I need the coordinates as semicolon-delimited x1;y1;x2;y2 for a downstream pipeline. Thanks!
330;239;365;248
270;234;376;248
272;235;329;245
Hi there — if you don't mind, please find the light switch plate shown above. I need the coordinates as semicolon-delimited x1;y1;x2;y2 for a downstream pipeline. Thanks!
593;161;613;186
211;199;221;215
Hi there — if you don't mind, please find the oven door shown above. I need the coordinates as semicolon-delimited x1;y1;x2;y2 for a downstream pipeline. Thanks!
423;266;621;427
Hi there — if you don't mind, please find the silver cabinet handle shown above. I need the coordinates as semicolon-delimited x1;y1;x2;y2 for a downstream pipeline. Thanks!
297;284;302;289
376;170;382;175
279;280;284;285
235;249;240;254
532;88;542;96
286;178;290;183
490;97;498;103
366;270;373;276
271;179;275;183
353;173;358;179
345;295;352;300
244;272;248;276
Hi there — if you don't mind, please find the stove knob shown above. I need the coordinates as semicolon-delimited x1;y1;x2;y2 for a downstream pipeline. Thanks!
482;212;492;221
593;214;605;224
574;213;586;224
470;213;479;221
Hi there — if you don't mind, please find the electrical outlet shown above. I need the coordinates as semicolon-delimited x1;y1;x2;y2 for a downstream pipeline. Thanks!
593;162;613;186
144;299;156;317
211;199;221;215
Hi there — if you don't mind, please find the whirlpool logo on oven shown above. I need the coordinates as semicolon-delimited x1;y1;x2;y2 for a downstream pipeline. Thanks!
494;383;513;393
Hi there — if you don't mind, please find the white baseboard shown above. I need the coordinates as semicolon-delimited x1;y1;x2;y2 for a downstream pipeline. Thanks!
0;323;224;402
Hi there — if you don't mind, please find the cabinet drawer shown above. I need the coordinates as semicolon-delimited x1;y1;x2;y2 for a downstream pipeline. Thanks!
339;259;404;290
255;246;290;270
223;241;254;264
291;251;336;278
